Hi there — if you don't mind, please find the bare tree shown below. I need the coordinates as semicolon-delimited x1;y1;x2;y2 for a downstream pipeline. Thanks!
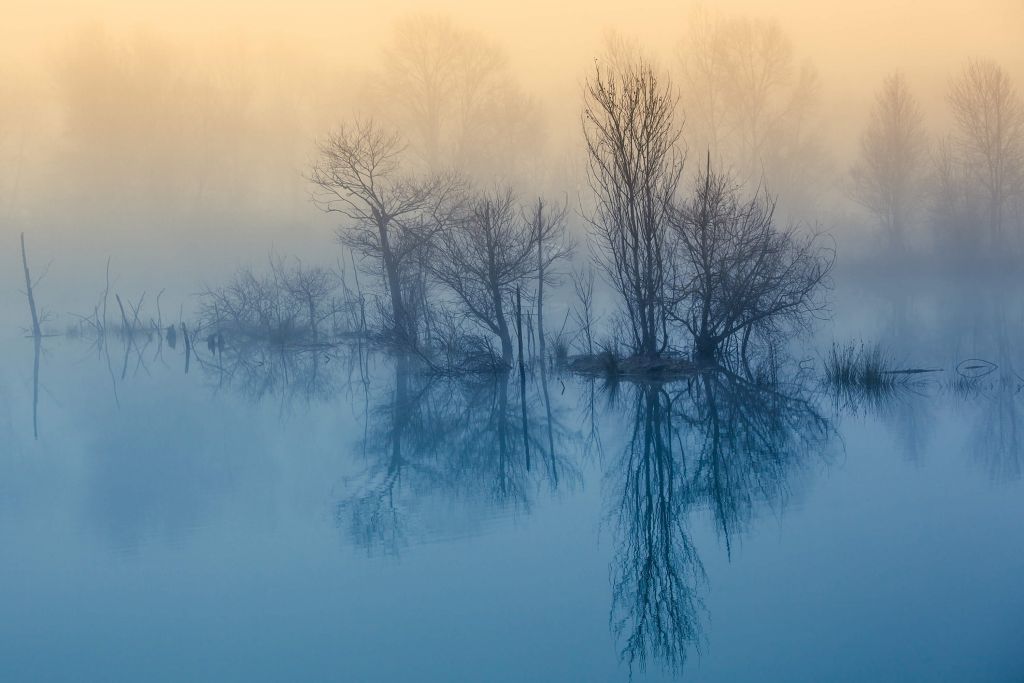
527;198;573;364
931;135;984;251
851;73;928;246
431;187;537;368
376;14;541;178
198;258;349;345
948;60;1024;242
582;48;684;358
671;158;833;362
679;12;822;213
570;267;597;355
309;119;457;347
272;257;340;339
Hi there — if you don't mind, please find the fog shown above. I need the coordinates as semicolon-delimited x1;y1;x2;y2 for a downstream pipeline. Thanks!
4;5;1024;680
3;1;1023;311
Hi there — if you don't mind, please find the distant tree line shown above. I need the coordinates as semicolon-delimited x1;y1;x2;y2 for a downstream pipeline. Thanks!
851;61;1024;256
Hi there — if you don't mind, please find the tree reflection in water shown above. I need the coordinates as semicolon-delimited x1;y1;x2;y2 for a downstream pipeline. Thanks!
607;361;832;675
607;382;704;674
196;339;834;674
337;361;578;555
195;335;369;411
70;331;878;675
962;319;1024;482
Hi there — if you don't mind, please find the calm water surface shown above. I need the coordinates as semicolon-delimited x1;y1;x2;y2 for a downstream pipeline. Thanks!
1;275;1022;682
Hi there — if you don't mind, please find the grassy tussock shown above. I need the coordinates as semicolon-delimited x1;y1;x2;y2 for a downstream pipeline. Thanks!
824;342;901;389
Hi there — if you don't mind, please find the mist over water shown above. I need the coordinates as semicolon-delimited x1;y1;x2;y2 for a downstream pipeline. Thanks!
3;2;1024;681
3;292;1024;681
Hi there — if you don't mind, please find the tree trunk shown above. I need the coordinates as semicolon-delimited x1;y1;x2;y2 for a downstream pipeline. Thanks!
536;217;546;366
694;333;717;363
497;317;514;369
378;219;413;348
492;279;514;368
516;285;526;372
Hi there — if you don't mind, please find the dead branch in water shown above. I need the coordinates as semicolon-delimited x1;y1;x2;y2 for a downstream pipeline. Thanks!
115;294;130;334
20;233;42;338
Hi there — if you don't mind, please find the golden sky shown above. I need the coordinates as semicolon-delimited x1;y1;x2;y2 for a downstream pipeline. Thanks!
5;0;1022;83
0;0;1021;283
2;0;1022;200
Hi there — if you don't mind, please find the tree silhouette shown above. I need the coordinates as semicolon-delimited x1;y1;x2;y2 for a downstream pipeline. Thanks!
948;60;1024;243
851;73;928;247
679;11;823;215
375;14;541;179
309;119;459;347
583;43;683;358
670;159;833;362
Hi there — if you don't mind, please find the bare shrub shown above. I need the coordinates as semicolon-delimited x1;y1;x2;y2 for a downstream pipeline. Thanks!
670;159;833;362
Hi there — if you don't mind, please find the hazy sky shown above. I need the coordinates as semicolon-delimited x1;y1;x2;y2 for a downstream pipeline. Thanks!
2;0;1022;300
5;0;1022;86
4;1;1022;155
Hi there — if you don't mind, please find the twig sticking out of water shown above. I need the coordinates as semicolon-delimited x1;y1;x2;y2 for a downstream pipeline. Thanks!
20;233;41;339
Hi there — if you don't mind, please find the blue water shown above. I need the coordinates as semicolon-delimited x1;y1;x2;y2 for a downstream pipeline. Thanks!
1;276;1022;682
